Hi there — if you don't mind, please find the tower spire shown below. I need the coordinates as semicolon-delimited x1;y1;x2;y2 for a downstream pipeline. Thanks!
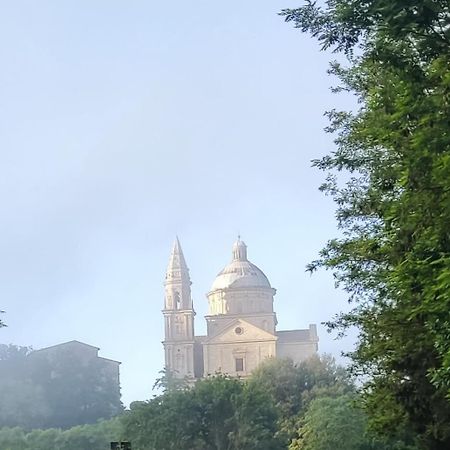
164;237;192;309
166;236;190;284
162;237;195;379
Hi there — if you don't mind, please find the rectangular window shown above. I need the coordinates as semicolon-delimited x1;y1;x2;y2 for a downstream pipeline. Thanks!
235;357;244;372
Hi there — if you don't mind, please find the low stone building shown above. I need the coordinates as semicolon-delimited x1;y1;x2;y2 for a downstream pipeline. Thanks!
30;340;121;388
29;340;122;427
162;238;318;379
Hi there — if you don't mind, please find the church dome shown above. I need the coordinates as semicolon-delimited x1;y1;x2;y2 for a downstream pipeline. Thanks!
210;239;271;291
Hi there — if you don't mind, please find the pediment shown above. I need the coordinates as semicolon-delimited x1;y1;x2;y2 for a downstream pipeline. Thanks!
206;318;277;344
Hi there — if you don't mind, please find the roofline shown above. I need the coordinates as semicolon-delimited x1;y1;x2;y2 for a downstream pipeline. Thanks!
98;356;122;364
276;329;310;335
31;340;100;353
207;286;276;296
205;312;275;319
204;317;277;344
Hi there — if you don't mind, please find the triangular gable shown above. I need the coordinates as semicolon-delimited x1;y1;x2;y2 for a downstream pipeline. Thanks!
206;318;277;344
32;340;100;354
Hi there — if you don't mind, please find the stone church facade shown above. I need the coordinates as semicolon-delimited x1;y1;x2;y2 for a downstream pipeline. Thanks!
162;238;318;379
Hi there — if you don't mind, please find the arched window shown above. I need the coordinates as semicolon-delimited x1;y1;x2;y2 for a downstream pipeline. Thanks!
174;291;181;309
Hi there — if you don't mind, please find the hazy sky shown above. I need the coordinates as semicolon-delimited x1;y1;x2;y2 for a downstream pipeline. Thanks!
0;0;356;405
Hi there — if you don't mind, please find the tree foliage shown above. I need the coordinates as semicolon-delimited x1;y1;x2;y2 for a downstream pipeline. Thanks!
0;419;122;450
290;395;370;450
152;367;189;393
281;1;450;448
0;356;406;450
248;355;353;443
122;375;281;450
0;345;49;429
120;356;387;450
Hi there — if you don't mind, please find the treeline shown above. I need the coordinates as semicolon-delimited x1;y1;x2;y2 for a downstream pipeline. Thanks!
0;356;419;450
0;419;121;450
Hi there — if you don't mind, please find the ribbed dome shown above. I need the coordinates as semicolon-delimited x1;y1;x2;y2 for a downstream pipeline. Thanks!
210;239;271;291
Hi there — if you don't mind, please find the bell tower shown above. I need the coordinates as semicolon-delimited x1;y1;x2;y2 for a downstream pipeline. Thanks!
162;238;195;379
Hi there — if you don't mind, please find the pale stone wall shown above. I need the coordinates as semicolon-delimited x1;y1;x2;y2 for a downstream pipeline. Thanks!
203;319;277;377
30;341;121;400
276;325;319;364
164;342;195;378
206;313;277;339
276;341;318;363
208;288;275;316
204;340;276;377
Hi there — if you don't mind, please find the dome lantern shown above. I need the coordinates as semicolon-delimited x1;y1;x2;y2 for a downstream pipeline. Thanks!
209;239;272;292
232;237;247;261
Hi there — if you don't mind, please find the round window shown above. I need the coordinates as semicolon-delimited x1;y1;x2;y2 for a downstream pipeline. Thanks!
234;326;243;335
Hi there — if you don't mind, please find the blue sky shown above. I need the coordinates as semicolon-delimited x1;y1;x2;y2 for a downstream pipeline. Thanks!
0;0;356;405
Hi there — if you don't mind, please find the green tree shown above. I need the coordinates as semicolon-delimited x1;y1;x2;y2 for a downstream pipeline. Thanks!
0;345;51;429
0;418;122;450
0;379;50;429
290;395;397;450
152;367;189;393
121;375;281;450
193;376;280;450
0;428;27;450
123;394;203;450
281;1;450;448
248;355;353;445
52;419;122;450
0;344;33;377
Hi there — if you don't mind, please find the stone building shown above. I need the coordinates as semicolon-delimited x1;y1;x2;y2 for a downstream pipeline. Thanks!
162;238;318;379
30;340;121;388
21;340;122;428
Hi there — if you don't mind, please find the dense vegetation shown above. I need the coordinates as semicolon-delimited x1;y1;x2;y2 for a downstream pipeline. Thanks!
0;344;123;429
280;0;450;448
0;419;121;450
0;356;410;450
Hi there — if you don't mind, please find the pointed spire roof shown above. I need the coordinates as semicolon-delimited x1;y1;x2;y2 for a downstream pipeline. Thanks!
165;237;190;283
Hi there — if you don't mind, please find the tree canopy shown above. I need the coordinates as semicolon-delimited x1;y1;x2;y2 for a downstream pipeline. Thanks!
120;356;394;450
0;356;413;450
0;419;122;450
290;395;371;450
122;375;281;450
281;1;450;448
